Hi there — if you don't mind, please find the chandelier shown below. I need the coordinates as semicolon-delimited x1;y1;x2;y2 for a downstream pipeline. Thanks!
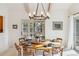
29;3;50;20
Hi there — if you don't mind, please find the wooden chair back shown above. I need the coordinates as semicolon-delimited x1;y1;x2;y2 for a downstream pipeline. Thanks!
52;38;63;56
55;38;62;47
19;38;25;42
43;48;52;56
22;45;35;56
56;38;62;43
14;43;21;56
19;38;25;45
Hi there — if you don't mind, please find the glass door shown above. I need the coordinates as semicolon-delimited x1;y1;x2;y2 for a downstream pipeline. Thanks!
74;19;79;50
34;20;45;40
21;19;28;38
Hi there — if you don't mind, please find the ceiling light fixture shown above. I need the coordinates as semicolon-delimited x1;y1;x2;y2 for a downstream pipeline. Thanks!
29;3;50;20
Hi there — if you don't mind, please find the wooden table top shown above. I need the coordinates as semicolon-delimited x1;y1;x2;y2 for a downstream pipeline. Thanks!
20;40;61;50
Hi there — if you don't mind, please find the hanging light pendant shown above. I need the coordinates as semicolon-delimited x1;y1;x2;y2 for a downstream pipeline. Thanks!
29;3;50;20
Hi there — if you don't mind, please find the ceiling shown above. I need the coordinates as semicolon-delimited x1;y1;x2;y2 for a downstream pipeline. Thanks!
24;3;51;15
24;3;72;14
53;3;72;11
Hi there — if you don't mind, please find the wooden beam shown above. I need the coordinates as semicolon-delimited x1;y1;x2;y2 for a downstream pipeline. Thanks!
48;3;51;12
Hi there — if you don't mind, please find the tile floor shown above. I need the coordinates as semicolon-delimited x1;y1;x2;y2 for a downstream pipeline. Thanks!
0;48;79;56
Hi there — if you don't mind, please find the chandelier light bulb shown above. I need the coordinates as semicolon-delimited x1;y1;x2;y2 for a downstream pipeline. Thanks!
41;11;43;15
47;12;50;17
33;12;35;15
29;12;32;16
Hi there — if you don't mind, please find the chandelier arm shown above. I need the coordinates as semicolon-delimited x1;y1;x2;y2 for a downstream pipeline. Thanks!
41;3;47;16
48;3;51;12
35;3;39;16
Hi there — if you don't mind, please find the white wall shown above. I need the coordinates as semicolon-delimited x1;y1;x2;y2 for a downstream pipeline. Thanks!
0;4;9;53
7;3;28;47
45;10;69;48
0;3;29;53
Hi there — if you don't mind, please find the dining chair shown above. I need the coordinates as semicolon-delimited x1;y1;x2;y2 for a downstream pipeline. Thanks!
22;44;35;56
56;38;62;43
43;47;53;56
52;38;63;56
19;38;25;42
26;47;35;56
19;38;26;45
60;48;63;56
43;44;53;56
52;47;64;56
14;43;22;56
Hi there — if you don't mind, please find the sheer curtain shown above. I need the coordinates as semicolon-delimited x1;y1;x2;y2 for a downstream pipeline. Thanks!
67;16;74;49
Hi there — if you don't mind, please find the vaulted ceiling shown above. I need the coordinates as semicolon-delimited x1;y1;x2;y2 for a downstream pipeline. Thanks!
24;3;52;16
24;3;72;14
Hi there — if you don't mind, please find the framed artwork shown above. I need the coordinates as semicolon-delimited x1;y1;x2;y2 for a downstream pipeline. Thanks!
0;16;3;33
53;21;63;30
13;24;18;29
